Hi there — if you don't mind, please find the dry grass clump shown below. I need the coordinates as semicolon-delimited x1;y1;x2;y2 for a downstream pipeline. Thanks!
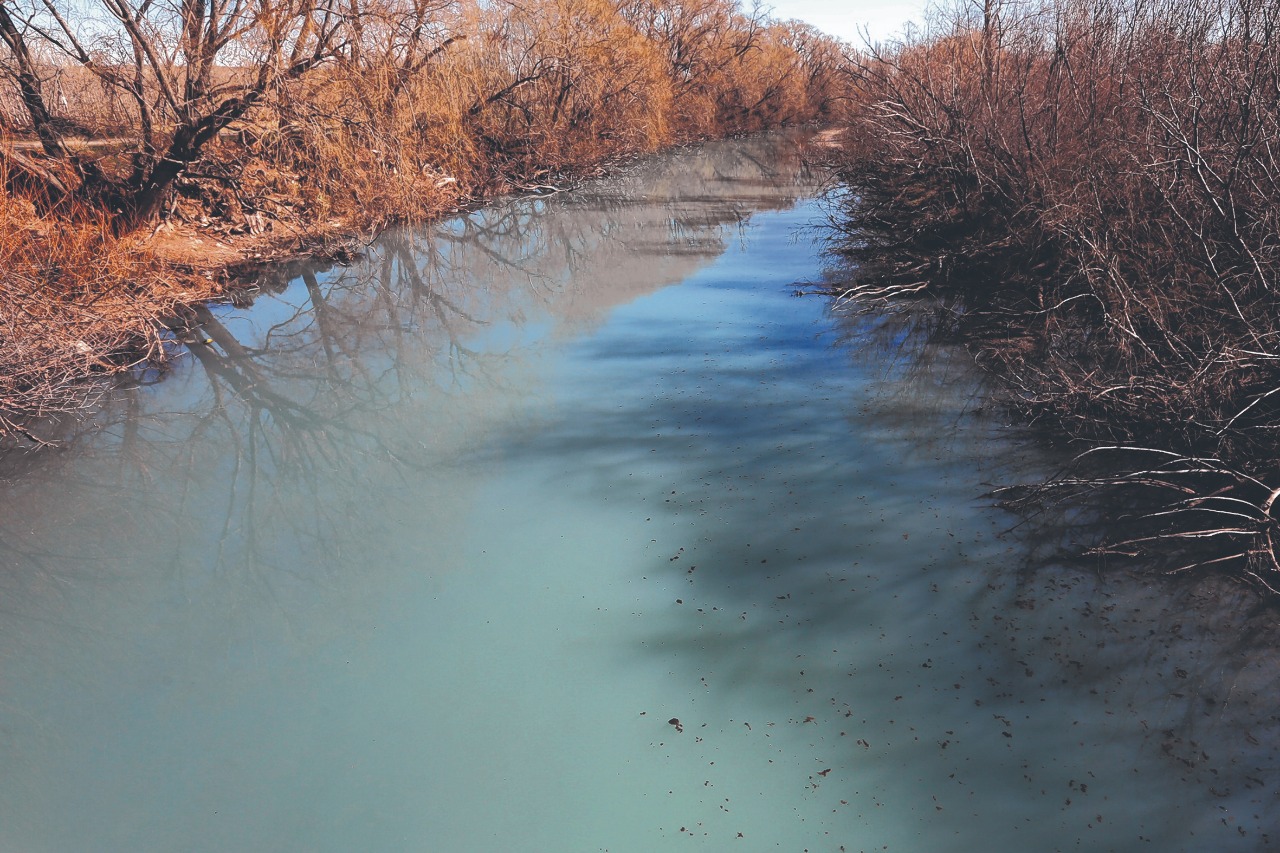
832;0;1280;589
0;179;215;446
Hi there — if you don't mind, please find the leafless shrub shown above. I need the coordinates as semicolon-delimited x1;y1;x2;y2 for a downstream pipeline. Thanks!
833;0;1280;590
0;171;214;448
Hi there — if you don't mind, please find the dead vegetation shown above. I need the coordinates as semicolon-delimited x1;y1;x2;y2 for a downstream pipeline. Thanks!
0;0;846;447
0;183;217;444
830;0;1280;592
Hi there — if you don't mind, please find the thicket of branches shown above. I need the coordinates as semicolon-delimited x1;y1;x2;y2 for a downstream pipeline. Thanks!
0;0;845;444
832;0;1280;591
0;0;843;225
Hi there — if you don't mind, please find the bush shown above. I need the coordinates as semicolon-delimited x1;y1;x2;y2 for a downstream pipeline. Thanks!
833;0;1280;591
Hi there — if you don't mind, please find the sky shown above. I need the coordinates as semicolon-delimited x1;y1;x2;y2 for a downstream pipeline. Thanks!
763;0;932;45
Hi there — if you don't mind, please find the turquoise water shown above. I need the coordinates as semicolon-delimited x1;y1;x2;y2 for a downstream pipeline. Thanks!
0;137;1276;851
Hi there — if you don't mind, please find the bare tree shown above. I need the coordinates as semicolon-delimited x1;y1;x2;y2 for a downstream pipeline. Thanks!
0;0;348;226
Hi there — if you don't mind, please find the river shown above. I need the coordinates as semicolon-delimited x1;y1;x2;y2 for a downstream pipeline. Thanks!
0;135;1276;851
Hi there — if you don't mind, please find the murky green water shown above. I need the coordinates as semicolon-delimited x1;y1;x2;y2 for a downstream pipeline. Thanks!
0;136;1277;851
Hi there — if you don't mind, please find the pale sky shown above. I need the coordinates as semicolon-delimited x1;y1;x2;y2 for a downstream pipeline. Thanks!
763;0;932;45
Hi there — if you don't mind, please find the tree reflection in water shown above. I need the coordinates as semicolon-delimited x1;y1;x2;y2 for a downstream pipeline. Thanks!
0;133;821;600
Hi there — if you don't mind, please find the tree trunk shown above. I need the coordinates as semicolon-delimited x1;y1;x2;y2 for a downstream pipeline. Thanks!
118;94;258;230
0;3;70;163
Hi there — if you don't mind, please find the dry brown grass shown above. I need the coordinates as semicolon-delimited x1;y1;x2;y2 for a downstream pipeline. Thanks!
0;178;223;446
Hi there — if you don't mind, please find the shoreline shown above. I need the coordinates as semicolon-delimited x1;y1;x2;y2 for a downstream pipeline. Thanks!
0;0;849;454
0;131;824;455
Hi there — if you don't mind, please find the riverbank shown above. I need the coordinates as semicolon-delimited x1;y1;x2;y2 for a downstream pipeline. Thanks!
828;0;1280;593
1;0;852;451
0;144;671;448
2;129;847;451
1;163;399;449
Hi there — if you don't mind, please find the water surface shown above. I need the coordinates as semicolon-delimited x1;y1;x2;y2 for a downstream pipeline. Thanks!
0;136;1277;851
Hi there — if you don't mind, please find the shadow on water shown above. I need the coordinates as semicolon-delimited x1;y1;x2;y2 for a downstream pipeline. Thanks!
487;289;1280;848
